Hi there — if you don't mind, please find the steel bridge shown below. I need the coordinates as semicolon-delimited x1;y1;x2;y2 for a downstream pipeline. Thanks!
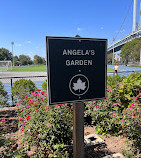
107;0;141;54
107;29;141;54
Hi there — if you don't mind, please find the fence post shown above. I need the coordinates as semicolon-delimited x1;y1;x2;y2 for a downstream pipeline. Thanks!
11;78;14;106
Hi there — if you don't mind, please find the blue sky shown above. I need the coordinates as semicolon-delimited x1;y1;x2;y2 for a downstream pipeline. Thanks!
0;0;140;59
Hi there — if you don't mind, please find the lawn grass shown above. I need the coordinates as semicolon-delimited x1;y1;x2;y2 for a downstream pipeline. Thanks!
10;66;47;72
9;65;114;72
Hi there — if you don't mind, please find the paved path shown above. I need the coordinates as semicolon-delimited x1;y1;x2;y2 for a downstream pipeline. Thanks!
0;72;47;78
0;72;47;83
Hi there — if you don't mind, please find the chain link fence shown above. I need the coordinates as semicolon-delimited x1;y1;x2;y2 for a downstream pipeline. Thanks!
0;72;47;107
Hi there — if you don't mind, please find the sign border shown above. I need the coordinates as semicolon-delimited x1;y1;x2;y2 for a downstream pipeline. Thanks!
46;36;107;105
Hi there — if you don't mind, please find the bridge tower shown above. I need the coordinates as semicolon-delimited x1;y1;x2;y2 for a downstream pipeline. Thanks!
133;0;137;32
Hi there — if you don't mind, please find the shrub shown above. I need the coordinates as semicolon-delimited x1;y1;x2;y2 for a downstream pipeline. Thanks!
12;79;37;98
85;72;141;153
16;90;73;157
0;81;9;107
42;80;47;91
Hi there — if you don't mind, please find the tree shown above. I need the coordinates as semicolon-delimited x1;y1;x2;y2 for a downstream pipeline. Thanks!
33;55;46;65
107;53;113;64
19;55;33;65
0;48;12;61
120;38;141;64
14;56;20;66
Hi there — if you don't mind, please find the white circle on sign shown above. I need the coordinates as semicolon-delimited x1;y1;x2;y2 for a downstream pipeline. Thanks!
69;74;89;96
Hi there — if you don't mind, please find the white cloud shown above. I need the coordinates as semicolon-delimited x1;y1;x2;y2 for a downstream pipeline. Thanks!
77;27;83;31
100;27;104;30
26;41;32;44
16;44;22;47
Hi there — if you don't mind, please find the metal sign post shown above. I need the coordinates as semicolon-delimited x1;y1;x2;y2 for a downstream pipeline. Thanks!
46;36;107;158
73;102;84;158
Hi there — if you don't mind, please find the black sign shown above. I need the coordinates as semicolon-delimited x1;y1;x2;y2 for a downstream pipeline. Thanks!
46;36;107;105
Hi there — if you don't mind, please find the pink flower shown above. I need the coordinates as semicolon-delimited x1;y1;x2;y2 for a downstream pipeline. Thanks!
26;106;30;109
122;119;124;122
130;104;135;107
16;104;19;106
26;116;30;120
107;86;111;89
93;101;96;104
107;89;111;92
19;117;23;121
32;92;37;97
132;96;138;99
25;96;28;99
18;100;20;102
94;108;97;111
13;137;17;141
1;119;5;122
36;109;38;111
96;104;100;107
84;112;86;115
65;103;68;106
30;100;33;104
37;94;40;97
113;103;118;106
36;89;41;92
20;109;23;112
90;114;93;117
20;128;24;132
112;113;116;117
131;115;135;118
139;117;141;118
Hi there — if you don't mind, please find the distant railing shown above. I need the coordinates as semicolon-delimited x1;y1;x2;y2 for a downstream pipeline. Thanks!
0;76;47;107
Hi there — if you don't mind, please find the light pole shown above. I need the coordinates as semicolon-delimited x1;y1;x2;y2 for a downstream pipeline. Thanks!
11;41;14;67
112;38;115;65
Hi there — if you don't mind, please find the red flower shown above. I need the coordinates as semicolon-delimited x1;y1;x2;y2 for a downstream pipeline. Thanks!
41;91;45;94
26;106;30;109
25;96;28;99
20;128;24;132
36;109;38;111
26;116;30;120
131;115;135;118
90;114;93;117
37;89;41;92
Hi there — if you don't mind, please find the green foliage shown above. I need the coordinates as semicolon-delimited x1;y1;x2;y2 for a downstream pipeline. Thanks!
16;90;73;157
12;79;37;97
0;48;12;61
42;81;47;91
107;53;113;64
85;72;141;153
33;55;46;65
0;81;9;107
121;38;141;64
19;55;33;65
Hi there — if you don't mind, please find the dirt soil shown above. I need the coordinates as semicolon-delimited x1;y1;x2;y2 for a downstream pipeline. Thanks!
0;107;131;158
